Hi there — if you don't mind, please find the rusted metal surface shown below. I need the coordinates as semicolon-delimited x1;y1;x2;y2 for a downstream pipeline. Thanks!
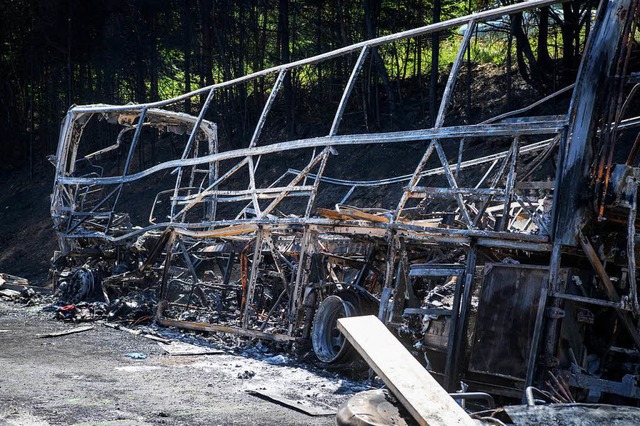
553;0;637;245
49;0;640;410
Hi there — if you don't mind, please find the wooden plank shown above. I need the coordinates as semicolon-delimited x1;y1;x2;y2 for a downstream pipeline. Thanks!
316;208;352;221
400;219;439;227
176;223;257;239
38;325;94;338
246;389;336;416
156;317;297;343
337;315;474;426
336;206;390;223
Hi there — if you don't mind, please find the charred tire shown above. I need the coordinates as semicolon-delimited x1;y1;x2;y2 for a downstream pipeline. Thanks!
311;295;358;363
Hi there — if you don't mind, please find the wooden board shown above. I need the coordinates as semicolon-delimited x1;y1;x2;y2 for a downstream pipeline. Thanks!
336;206;390;223
316;208;352;221
177;223;257;239
337;315;474;426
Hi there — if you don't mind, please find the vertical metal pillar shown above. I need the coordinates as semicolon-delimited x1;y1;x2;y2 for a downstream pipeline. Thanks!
242;229;264;329
444;241;477;391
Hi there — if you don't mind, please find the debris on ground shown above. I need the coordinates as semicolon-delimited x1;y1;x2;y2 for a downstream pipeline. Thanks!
37;325;94;338
103;322;171;344
0;273;53;307
0;288;21;300
247;389;337;417
125;352;148;360
158;341;224;356
238;370;256;379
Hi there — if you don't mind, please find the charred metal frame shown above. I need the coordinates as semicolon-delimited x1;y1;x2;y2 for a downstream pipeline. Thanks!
51;0;640;403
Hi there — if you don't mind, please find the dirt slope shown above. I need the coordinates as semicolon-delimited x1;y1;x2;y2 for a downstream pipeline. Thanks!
0;167;56;285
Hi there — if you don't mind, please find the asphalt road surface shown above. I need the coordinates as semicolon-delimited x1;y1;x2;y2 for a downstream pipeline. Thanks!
0;301;368;425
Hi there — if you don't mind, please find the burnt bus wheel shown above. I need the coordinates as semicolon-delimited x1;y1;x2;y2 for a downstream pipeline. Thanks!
311;294;358;363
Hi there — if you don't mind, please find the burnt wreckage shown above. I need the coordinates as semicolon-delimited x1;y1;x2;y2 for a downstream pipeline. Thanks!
50;0;640;405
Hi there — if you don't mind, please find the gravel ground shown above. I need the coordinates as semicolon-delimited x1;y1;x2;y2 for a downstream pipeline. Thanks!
0;301;370;426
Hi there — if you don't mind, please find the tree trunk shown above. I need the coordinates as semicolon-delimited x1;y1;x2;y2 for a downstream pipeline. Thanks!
182;0;192;114
66;0;72;105
561;3;578;78
150;13;159;102
429;0;441;127
511;12;547;92
537;7;552;69
364;0;395;129
506;28;513;109
199;0;214;101
278;0;294;137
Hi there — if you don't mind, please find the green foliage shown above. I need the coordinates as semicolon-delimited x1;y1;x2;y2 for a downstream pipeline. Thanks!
0;0;594;168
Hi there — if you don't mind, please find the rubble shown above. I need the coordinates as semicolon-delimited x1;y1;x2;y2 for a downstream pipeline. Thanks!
0;272;52;305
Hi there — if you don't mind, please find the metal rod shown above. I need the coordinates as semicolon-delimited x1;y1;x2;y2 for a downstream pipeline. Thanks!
433;140;473;228
170;88;216;220
628;179;638;313
435;20;476;128
579;231;640;349
174;158;249;220
259;149;326;219
58;120;567;186
247;156;262;216
287;140;551;188
106;108;149;232
396;141;437;219
443;267;466;391
550;291;628;310
499;137;519;232
448;241;477;391
242;229;264;329
304;149;331;218
330;47;369;136
522;287;548;403
249;70;287;148
472;141;517;228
